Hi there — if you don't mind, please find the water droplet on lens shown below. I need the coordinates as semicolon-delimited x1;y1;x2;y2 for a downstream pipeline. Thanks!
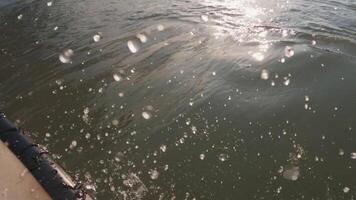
142;111;152;120
282;166;300;181
157;24;164;31
343;187;350;193
93;33;101;42
113;74;122;82
69;140;77;150
219;153;228;162
59;49;74;64
149;169;159;180
284;46;294;58
252;52;264;61
160;144;167;152
127;40;139;53
260;69;269;80
351;152;356;159
283;78;290;86
201;15;209;22
136;33;148;43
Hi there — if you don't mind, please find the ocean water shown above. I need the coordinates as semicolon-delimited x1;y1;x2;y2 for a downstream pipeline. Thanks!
0;0;356;199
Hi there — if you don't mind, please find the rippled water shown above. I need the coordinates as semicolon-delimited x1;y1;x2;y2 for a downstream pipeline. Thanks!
1;0;356;199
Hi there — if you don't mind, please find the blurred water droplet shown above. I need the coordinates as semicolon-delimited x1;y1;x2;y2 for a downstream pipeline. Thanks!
311;40;316;45
54;26;58;31
200;153;205;160
219;153;228;162
343;187;350;193
160;144;167;153
280;58;285;63
112;119;119;126
69;140;77;150
252;52;264;61
282;166;300;181
283;78;290;86
351;152;356;159
17;14;23;20
93;33;101;42
284;46;295;58
212;71;216;76
282;30;288;37
142;111;152;120
115;152;124;162
149;169;159;180
20;168;28;178
59;49;74;64
47;1;53;6
201;15;209;22
127;40;139;53
136;33;148;43
338;149;344;156
260;69;269;80
113;74;122;82
191;126;197;134
157;24;164;31
305;95;310;102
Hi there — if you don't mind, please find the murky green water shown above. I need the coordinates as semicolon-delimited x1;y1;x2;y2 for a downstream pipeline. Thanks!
1;0;356;199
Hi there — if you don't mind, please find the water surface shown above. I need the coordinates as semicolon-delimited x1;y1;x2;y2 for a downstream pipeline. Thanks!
1;0;356;199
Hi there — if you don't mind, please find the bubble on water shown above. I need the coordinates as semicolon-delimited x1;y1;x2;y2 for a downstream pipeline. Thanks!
271;80;275;86
218;153;228;162
260;69;269;80
149;169;159;180
351;152;356;159
160;144;167;153
157;24;164;31
127;40;140;53
59;49;74;64
113;73;122;82
54;26;58;31
284;46;295;58
311;40;316;45
189;101;194;106
200;153;205;160
212;71;216;76
282;166;300;181
118;92;124;97
45;133;51;137
136;33;147;43
252;52;264;61
343;187;350;193
69;140;77;150
280;57;286;63
85;133;91;139
93;33;102;42
201;15;209;22
47;1;53;6
283;78;290;86
142;111;152;120
17;14;23;20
